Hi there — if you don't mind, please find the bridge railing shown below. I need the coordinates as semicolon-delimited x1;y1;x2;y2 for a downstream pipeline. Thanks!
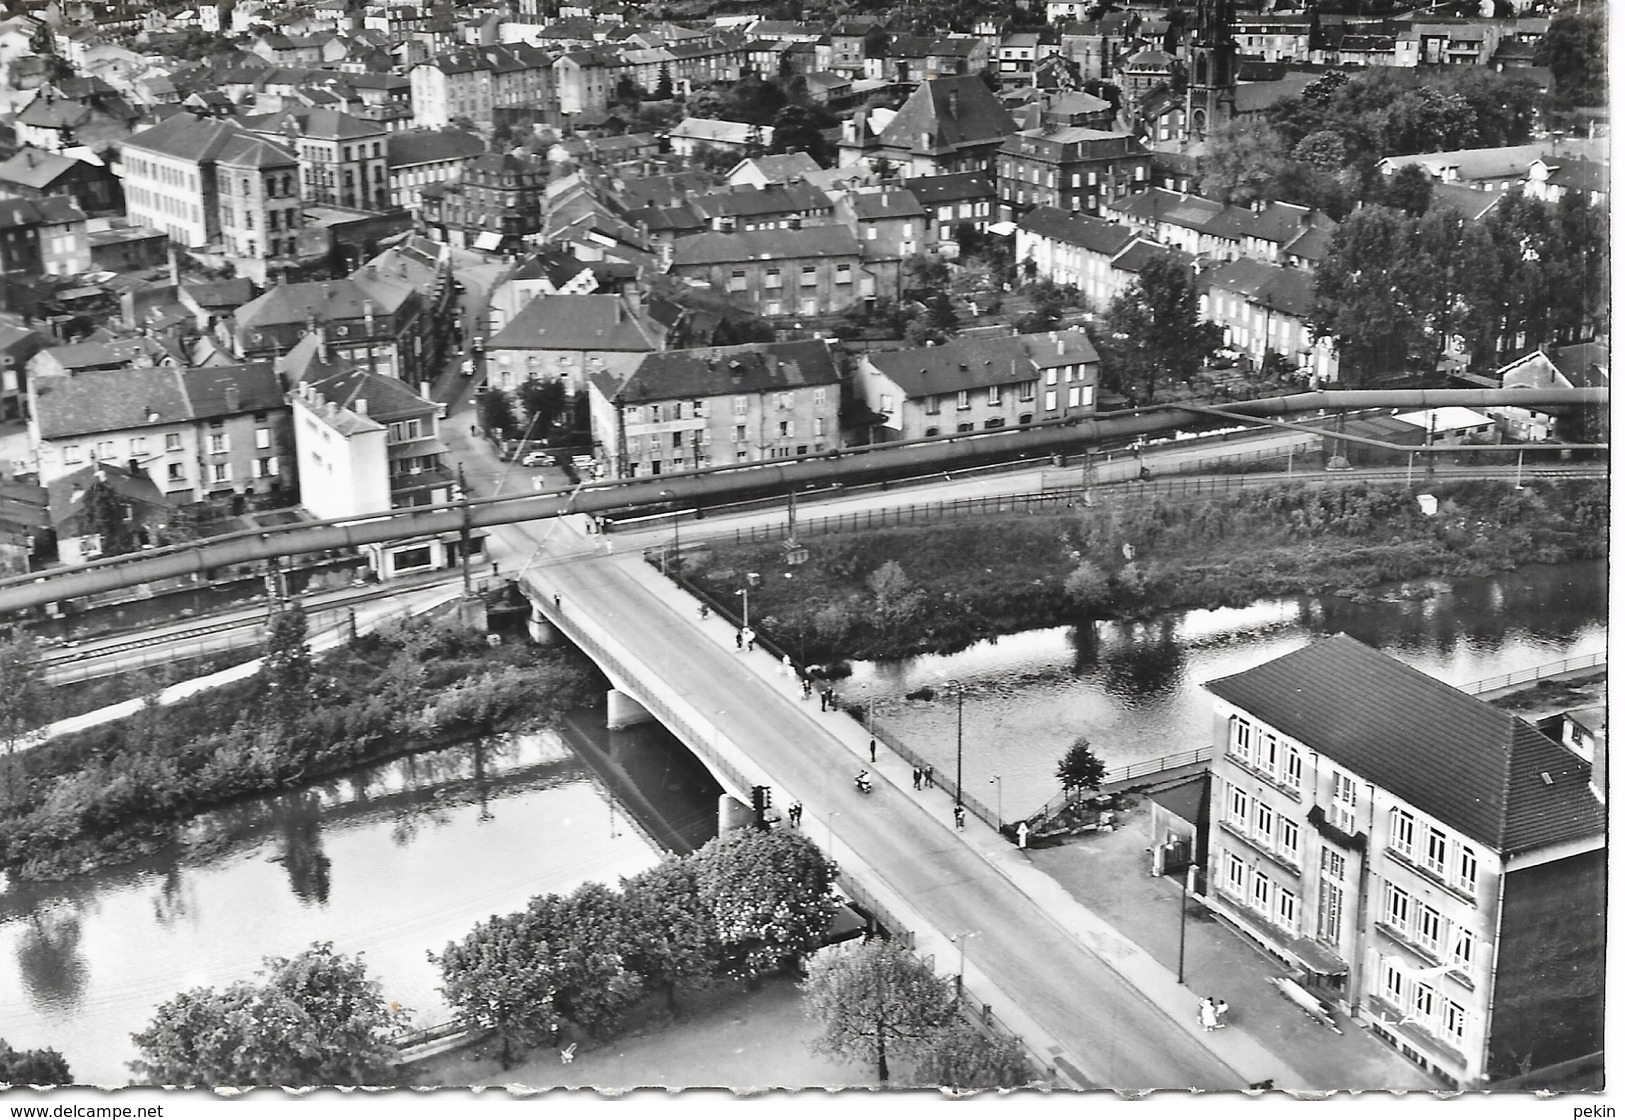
1458;651;1606;695
1028;747;1215;828
867;710;1006;833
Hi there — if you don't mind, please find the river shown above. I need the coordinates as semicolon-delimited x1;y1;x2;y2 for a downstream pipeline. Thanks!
842;560;1607;821
0;713;722;1087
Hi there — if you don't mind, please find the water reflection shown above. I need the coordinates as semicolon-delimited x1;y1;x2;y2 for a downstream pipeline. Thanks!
16;906;87;1014
277;794;331;907
1096;619;1186;707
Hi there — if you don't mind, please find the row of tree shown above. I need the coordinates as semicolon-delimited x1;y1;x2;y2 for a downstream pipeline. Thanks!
435;827;838;1067
1310;191;1607;384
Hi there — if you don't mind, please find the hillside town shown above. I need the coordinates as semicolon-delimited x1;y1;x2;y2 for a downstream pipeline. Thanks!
0;0;1607;1098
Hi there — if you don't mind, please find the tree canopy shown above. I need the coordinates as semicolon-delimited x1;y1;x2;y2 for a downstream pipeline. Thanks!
912;1018;1035;1089
1535;10;1606;109
694;827;838;980
1056;736;1106;792
129;943;400;1087
0;1039;71;1086
802;938;958;1083
1103;255;1221;404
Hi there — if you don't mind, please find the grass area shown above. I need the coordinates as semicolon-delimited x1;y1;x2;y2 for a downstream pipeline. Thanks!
689;479;1608;664
0;614;599;881
48;650;263;722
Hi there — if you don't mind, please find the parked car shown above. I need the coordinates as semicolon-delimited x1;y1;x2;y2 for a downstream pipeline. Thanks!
521;451;554;467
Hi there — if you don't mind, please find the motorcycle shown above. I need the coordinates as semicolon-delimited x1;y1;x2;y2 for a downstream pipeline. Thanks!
854;772;873;795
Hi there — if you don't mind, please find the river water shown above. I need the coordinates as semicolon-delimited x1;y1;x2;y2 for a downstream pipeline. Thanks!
842;560;1607;821
0;713;722;1087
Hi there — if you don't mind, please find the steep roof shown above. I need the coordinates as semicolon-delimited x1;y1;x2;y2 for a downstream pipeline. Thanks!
1204;257;1315;317
179;362;282;417
670;225;861;266
121;112;246;162
242;106;384;141
729;152;821;183
905;170;995;205
33;365;189;439
593;338;839;401
1206;634;1604;855
48;461;166;534
296;365;435;425
845;188;927;220
217;133;297;168
875;75;1016;155
0;147;84;190
690;181;831;220
235;273;416;329
487;294;660;353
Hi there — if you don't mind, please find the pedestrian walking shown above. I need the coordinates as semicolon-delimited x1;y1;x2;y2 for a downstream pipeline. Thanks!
743;626;756;652
1214;999;1229;1029
801;677;813;700
553;593;561;610
912;767;921;790
953;804;965;831
789;802;802;827
1199;997;1218;1033
869;737;877;763
1017;821;1029;849
699;603;710;620
825;688;837;712
924;765;935;789
735;629;744;650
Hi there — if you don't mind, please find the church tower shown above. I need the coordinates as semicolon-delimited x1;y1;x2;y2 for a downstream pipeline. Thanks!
1184;0;1238;143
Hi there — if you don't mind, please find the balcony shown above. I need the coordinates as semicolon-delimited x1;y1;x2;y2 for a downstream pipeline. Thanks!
1307;804;1367;852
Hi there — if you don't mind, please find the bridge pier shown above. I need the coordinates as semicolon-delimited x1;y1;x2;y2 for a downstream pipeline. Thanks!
527;606;560;645
718;794;753;834
606;688;654;730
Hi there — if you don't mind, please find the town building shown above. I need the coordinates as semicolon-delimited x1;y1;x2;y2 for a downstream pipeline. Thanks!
839;75;1017;180
667;225;893;320
215;131;304;280
0;148;122;215
1202;257;1340;384
1014;205;1140;309
1202;634;1604;1087
483;291;666;398
243;107;392;212
47;460;168;564
833;187;929;262
227;269;429;385
1492;343;1609;442
855;328;1100;442
386;128;487;211
996;126;1151;221
668;117;773;159
587;338;841;477
418;150;547;254
120;113;245;248
908;171;999;245
689;181;837;234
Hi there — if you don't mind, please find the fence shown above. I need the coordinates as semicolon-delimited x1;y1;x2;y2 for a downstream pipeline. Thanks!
1028;747;1216;828
1459;651;1606;695
867;710;1006;834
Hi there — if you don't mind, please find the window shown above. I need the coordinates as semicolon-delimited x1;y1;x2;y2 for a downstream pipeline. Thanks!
167;462;185;481
1383;881;1410;930
97;440;116;460
800;264;816;285
1043;389;1056;411
815;417;825;437
987;385;1001;407
765;267;782;288
925;395;941;415
694;400;707;417
956;390;970;411
64;445;82;464
209;433;229;454
835;264;852;284
812;387;826;407
1278;818;1299;861
1382;959;1406;1003
1044;368;1058;385
211;463;231;483
1226;782;1248;826
1018;380;1035;401
1455;845;1477;894
1260;735;1279;778
1251;870;1270;911
1451;927;1475;970
1412;982;1435;1023
734;396;748;416
1229;717;1253;764
1331;771;1358;834
734;425;747;443
1424;828;1448;876
1255;802;1274;845
1226;853;1245;893
1416;905;1441;953
801;298;818;316
1284;747;1303;791
1277;889;1297;929
729;269;746;291
1067;385;1081;408
130;437;147;456
778;421;792;438
1443;1000;1468;1043
1391;810;1416;857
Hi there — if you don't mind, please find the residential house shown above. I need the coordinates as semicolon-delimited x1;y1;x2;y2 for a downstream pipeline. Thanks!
997;30;1056;84
287;363;475;578
483;290;664;397
668;117;773;159
668;225;893;319
243;107;392;212
28;359;289;502
46;460;168;564
690;181;836;234
996;126;1150;221
227;269;428;384
26;336;176;382
387;128;487;211
1377;139;1608;194
1106;188;1335;267
0;147;121;215
834;187;929;262
1523;157;1608;208
120;114;258;248
855;328;1100;442
1202;634;1604;1088
908;172;999;245
215;131;304;280
1233;12;1315;62
554;46;624;115
839;75;1016;180
1015;205;1138;308
726;152;822;188
0;322;46;421
1492;343;1609;442
409;47;492;129
418;151;547;255
1202;257;1339;384
13;80;144;153
588;338;840;476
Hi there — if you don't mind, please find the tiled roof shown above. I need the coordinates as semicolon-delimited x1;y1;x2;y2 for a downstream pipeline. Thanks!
242;106;384;141
1206;634;1604;855
731;152;821;183
876;75;1015;155
180;362;281;417
592;338;839;401
181;278;255;308
1204;257;1315;317
1017;205;1136;256
387;128;486;168
121;113;247;162
296;366;434;425
669;225;861;266
866;329;1098;397
905;171;995;205
845;188;927;220
669;117;772;146
48;461;166;533
1109;187;1225;232
0;148;83;190
1549;342;1608;389
217;133;297;168
487;294;660;353
690;181;831;220
235;272;416;330
1112;239;1191;274
33;364;189;439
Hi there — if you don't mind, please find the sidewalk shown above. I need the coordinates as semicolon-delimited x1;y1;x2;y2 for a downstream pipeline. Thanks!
605;549;1443;1094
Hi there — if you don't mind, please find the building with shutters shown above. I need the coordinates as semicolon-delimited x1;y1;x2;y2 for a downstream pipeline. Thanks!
1202;635;1605;1088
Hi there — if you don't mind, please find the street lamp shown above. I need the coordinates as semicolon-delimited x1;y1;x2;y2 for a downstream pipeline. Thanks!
1176;863;1198;985
946;678;965;809
736;586;749;629
989;775;1003;831
659;490;680;575
952;931;977;997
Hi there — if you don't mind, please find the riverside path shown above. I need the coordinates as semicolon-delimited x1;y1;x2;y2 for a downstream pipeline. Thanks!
501;517;1262;1092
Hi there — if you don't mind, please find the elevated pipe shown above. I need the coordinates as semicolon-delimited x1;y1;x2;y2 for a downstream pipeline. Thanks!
0;388;1603;616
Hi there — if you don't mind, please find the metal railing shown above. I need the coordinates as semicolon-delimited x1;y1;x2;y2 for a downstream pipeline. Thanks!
868;710;1005;834
1459;651;1606;695
1029;747;1215;827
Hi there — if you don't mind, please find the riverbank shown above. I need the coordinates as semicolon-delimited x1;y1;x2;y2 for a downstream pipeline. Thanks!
689;478;1607;663
0;613;599;882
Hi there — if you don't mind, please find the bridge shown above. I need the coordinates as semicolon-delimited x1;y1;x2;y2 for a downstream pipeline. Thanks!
507;521;1324;1090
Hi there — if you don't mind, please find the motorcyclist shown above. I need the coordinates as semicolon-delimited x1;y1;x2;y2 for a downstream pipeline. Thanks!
854;769;872;793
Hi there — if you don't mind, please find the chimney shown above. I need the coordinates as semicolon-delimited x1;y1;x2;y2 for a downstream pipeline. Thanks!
947;88;960;118
363;299;375;331
354;396;368;415
224;384;240;412
128;457;141;476
70;484;84;503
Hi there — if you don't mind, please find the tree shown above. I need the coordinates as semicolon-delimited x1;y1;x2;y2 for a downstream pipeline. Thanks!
618;859;721;1012
1063;559;1110;615
1310;205;1429;386
129;943;399;1087
434;908;562;1068
1381;164;1433;217
1056;736;1105;793
82;476;138;558
1104;255;1221;404
913;1019;1035;1089
801;938;957;1083
1198;119;1286;205
654;62;674;101
0;628;50;754
902;252;951;298
1536;10;1606;109
867;560;926;642
767;104;832;166
693;828;838;981
260;602;313;724
517;377;567;436
0;1039;71;1086
478;386;517;434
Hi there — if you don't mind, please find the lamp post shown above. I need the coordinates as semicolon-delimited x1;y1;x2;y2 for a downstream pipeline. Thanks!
989;775;1003;831
736;586;749;629
952;931;977;997
659;490;679;575
1176;863;1198;985
946;679;964;809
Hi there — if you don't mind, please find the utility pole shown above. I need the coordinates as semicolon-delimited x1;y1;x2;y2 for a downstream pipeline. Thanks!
457;463;473;599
